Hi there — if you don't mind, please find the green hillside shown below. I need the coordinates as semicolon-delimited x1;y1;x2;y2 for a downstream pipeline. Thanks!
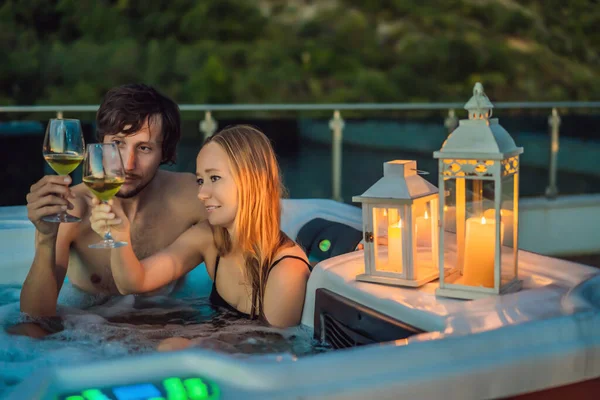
0;0;598;106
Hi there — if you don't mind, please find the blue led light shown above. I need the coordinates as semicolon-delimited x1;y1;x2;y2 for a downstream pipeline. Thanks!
113;383;162;400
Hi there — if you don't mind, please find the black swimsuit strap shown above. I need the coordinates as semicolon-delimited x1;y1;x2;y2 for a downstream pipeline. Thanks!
210;254;311;319
268;255;312;276
217;254;310;281
213;255;221;282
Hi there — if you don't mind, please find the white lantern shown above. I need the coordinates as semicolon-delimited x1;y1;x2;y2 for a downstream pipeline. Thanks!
435;83;523;300
353;160;439;287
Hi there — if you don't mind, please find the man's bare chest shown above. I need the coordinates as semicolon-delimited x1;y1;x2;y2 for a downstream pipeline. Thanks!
129;211;187;258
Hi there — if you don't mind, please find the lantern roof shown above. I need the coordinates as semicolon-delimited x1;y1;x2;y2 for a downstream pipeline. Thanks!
353;160;438;204
434;83;523;160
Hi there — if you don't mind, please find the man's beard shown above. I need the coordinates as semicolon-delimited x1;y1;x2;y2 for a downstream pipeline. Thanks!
115;175;151;199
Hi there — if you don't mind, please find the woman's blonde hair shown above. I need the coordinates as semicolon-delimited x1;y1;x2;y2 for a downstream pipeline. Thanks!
204;125;292;319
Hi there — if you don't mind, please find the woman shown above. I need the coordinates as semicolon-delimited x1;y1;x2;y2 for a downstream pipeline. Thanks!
90;125;311;346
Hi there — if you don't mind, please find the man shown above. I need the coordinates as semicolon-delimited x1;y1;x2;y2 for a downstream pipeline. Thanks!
19;84;206;328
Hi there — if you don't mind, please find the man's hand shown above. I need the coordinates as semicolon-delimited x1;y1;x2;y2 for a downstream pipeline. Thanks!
26;176;75;236
89;198;130;239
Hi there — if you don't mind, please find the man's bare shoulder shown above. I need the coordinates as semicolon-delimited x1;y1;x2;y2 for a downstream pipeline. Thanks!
155;170;200;199
157;170;197;187
192;220;213;240
156;170;206;222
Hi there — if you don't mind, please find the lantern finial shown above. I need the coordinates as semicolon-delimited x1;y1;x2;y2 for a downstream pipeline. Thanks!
465;82;494;120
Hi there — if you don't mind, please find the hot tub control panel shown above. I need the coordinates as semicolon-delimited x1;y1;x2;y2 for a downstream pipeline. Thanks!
58;376;220;400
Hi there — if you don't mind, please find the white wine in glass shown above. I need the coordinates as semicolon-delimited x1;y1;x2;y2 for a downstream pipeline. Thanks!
83;177;125;202
42;118;85;223
83;143;127;249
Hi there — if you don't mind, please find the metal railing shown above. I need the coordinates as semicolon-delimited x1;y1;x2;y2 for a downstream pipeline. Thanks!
2;101;600;201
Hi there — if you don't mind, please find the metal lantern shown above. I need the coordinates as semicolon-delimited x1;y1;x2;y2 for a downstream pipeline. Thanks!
353;160;439;287
434;83;523;300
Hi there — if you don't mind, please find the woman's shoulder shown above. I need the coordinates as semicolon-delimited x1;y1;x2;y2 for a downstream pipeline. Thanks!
263;241;310;328
269;241;311;278
273;242;309;264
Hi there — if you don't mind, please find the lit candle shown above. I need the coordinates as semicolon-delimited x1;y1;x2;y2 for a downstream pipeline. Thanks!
483;209;513;247
388;220;403;273
415;211;432;247
462;216;503;288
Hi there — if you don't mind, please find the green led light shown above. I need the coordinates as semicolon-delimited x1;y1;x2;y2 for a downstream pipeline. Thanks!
318;239;331;252
184;378;209;399
82;389;109;400
208;382;221;400
163;378;187;400
65;396;85;400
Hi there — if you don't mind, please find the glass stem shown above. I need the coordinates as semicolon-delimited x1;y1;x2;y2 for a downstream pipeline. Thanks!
104;229;114;243
60;191;68;219
102;201;114;243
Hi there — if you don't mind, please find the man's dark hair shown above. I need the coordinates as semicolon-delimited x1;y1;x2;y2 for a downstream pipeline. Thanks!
96;84;181;165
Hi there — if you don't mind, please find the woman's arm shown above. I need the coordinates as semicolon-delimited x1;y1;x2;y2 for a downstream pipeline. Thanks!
110;224;208;294
90;199;210;294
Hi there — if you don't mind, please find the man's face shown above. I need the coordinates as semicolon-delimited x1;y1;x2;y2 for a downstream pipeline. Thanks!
103;117;164;199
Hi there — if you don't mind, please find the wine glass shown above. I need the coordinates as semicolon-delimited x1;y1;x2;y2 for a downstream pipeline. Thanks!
83;143;128;249
42;118;85;223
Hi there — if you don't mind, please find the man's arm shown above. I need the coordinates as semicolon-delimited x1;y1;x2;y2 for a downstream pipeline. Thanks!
20;227;75;317
20;176;79;317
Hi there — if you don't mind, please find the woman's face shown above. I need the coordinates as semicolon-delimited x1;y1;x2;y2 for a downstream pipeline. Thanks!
196;142;238;230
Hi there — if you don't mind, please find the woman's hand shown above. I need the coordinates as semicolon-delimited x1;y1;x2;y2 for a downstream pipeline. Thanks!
89;198;130;240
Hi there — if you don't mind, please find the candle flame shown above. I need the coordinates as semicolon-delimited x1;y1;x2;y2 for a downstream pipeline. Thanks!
396;219;403;228
424;210;429;219
444;205;448;211
383;209;387;216
481;216;487;224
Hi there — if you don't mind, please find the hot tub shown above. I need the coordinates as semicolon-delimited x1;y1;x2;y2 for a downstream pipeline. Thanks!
2;200;600;399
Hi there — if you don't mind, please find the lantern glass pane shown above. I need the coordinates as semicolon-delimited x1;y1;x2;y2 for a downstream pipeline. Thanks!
414;198;438;279
500;173;517;285
372;206;405;275
441;178;459;282
443;176;499;288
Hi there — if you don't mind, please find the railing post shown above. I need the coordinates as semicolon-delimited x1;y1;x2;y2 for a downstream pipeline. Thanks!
199;111;217;141
444;109;458;133
329;110;344;202
545;108;561;199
